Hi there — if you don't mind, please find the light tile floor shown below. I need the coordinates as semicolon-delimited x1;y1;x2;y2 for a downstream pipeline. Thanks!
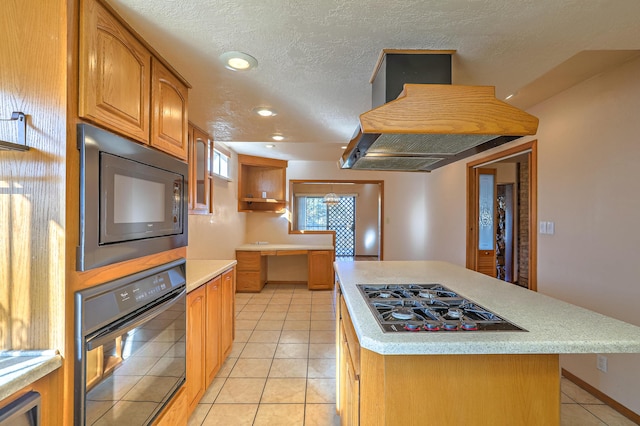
188;283;638;426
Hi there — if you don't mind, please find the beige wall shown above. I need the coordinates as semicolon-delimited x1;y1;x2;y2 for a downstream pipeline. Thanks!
187;150;246;260
532;55;640;414
425;55;640;414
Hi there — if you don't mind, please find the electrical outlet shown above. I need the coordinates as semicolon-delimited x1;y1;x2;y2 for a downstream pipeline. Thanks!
597;354;608;373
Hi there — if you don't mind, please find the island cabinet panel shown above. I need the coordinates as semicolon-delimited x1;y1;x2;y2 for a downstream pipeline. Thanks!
151;57;188;160
79;0;151;143
337;293;560;426
308;250;335;290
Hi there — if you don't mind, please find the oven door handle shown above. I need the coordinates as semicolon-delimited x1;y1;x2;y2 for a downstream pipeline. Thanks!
86;289;186;350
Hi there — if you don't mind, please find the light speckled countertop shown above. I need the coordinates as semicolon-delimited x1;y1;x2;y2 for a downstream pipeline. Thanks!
236;243;334;251
335;261;640;355
0;351;62;401
186;259;237;293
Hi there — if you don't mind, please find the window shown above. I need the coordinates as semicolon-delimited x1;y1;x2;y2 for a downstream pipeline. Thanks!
296;195;356;256
212;147;231;179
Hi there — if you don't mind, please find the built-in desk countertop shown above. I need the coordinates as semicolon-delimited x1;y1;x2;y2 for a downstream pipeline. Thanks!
235;243;334;254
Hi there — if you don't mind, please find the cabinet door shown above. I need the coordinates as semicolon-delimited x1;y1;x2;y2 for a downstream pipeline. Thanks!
186;285;206;414
221;268;235;358
205;276;222;386
188;124;212;213
308;250;334;290
151;58;189;160
79;0;151;143
344;351;360;426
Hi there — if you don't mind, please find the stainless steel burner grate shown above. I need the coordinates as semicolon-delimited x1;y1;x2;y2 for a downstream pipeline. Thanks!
357;283;527;333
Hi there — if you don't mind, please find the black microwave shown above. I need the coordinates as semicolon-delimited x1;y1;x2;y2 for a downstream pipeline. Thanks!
77;124;188;271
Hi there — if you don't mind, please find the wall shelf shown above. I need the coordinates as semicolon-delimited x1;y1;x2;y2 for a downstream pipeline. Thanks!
237;154;288;212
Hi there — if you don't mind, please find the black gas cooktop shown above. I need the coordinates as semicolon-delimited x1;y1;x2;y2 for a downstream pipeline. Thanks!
358;284;527;333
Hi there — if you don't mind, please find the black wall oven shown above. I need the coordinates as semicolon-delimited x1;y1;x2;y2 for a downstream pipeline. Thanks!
77;124;188;271
74;259;186;425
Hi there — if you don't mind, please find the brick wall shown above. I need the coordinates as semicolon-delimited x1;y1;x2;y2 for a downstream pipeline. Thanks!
518;159;529;288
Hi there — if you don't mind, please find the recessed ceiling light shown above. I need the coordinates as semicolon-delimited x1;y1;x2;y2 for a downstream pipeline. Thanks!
341;146;347;149
265;144;275;148
219;51;258;71
253;107;277;117
271;134;284;141
505;93;515;100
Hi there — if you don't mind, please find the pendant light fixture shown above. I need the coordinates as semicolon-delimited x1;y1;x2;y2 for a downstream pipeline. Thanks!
323;185;340;206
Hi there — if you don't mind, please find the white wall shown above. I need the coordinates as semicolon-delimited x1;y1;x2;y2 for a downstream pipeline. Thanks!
424;55;640;414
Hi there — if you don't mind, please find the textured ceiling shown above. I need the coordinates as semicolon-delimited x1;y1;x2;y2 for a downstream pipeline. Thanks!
108;0;640;162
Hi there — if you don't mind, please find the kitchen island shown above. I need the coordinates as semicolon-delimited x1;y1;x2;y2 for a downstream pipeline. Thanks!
334;261;640;425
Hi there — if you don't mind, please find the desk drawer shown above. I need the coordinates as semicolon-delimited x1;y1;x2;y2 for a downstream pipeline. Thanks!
236;251;262;271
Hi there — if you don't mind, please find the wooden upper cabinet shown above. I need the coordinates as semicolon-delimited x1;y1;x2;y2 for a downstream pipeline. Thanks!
79;0;151;143
188;123;213;214
151;58;188;160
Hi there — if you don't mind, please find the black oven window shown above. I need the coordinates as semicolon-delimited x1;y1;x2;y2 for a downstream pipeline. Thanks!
84;298;186;425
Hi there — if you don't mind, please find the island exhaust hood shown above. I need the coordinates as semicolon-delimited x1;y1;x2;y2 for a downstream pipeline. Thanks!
339;50;539;172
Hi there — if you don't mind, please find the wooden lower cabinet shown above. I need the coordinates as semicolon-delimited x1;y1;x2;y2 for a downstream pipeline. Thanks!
336;291;560;425
205;276;222;387
186;267;235;415
186;284;206;413
235;251;266;292
221;268;235;358
308;250;334;290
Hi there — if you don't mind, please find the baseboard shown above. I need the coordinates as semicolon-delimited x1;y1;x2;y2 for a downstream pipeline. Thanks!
561;368;640;424
265;280;307;286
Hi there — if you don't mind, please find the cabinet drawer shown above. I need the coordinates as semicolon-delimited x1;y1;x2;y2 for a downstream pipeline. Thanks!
235;251;262;271
236;271;263;292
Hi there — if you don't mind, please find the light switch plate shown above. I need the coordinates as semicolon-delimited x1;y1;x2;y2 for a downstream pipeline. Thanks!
539;221;547;234
547;221;555;235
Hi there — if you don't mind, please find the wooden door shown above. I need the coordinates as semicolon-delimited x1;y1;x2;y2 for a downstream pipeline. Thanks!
475;168;497;277
186;285;206;414
79;0;151;143
205;276;222;387
151;57;189;160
